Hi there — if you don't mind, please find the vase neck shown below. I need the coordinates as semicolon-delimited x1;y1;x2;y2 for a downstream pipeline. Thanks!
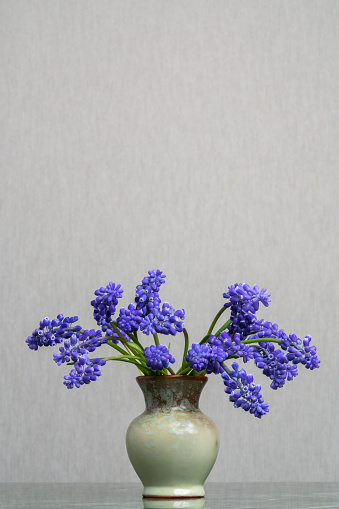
136;376;207;413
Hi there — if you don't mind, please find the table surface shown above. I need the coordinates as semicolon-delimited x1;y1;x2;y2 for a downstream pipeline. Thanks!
1;483;338;509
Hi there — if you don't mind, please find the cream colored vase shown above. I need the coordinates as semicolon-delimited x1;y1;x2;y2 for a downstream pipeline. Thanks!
126;375;219;499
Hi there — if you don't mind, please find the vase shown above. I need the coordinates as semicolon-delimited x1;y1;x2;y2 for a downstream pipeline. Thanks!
126;375;219;499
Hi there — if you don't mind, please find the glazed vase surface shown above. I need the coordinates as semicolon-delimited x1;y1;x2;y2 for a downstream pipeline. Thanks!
126;375;219;498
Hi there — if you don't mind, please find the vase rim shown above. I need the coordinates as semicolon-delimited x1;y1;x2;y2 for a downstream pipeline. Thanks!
136;375;208;381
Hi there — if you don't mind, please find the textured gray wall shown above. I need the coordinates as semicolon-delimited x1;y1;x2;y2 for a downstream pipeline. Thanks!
1;0;338;482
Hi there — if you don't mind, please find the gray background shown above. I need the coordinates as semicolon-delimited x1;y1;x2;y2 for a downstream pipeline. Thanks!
1;0;338;482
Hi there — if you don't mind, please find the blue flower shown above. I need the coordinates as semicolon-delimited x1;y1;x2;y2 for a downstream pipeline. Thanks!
52;328;104;367
134;270;165;316
185;343;211;372
26;315;79;350
223;284;271;312
140;314;157;335
207;332;255;363
153;304;185;336
249;323;320;376
185;343;227;374
222;284;271;340
142;270;166;290
117;270;186;338
252;343;291;389
63;358;106;389
63;369;82;389
91;282;123;335
117;304;143;333
222;362;269;418
144;344;175;372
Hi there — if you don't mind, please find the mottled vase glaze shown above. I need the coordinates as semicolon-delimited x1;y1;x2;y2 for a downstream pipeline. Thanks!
126;375;219;499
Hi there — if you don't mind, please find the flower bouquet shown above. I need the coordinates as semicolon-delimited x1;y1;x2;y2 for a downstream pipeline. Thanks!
26;269;319;418
26;269;320;498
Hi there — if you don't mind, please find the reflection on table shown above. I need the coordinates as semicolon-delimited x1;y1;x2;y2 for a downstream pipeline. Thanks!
0;482;338;509
143;497;205;509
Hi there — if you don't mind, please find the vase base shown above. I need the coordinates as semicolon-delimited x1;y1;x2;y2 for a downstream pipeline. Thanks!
143;495;204;499
142;486;205;498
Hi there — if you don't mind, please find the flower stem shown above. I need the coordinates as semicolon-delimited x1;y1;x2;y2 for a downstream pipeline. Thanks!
199;333;212;345
103;354;139;361
153;332;160;346
207;306;227;335
215;319;231;337
183;328;189;358
132;331;144;351
177;328;190;373
241;337;284;345
120;339;144;359
176;366;193;375
110;323;144;359
106;340;129;356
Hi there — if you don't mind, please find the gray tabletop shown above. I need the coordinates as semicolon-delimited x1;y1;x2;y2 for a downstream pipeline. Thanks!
1;483;338;509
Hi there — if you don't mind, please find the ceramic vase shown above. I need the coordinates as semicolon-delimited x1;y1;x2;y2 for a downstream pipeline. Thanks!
126;375;219;498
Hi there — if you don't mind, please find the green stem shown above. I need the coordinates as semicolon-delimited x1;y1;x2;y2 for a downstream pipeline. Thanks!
176;366;193;375
106;340;130;356
110;321;137;343
178;328;190;373
121;339;145;360
183;328;189;359
110;323;144;358
123;339;144;356
103;354;140;361
241;338;284;346
215;319;231;337
153;332;160;346
132;331;144;351
107;356;154;375
199;333;213;345
207;306;227;335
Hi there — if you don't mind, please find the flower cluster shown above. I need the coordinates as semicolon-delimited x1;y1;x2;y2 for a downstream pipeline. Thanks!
144;344;175;371
26;315;107;389
185;343;227;374
223;284;271;339
222;363;269;418
25;272;319;418
185;332;255;374
64;358;106;389
26;315;80;350
117;270;185;337
91;282;123;336
90;270;185;341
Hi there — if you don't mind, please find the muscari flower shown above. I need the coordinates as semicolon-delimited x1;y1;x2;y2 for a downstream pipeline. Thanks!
185;343;227;374
63;358;106;389
139;306;184;337
223;284;271;340
144;344;175;372
252;343;296;390
117;304;143;333
223;283;271;313
25;315;81;350
91;282;123;335
134;270;165;316
152;305;185;336
248;322;320;375
222;362;269;418
142;269;166;290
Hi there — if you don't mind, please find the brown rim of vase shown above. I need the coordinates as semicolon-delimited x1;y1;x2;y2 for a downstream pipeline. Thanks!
136;375;208;381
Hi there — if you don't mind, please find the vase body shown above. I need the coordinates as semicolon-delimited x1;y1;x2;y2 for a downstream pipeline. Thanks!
126;375;219;499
